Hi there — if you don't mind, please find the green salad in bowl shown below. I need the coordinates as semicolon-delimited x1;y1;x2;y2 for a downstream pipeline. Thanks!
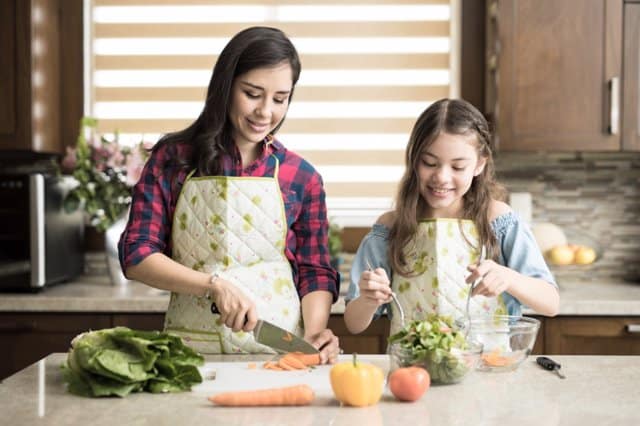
388;314;482;384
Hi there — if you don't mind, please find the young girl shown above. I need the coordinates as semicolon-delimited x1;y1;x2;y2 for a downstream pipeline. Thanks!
118;27;341;363
344;98;559;336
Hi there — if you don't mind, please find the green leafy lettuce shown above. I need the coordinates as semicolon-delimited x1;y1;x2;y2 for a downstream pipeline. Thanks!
388;314;471;384
61;327;204;397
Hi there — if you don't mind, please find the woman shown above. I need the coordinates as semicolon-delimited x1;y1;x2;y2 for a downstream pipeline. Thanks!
119;27;341;363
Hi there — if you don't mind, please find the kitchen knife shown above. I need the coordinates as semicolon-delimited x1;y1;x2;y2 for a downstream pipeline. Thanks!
210;302;318;354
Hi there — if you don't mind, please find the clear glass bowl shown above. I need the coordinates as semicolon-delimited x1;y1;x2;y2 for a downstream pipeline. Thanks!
468;315;540;372
388;340;483;385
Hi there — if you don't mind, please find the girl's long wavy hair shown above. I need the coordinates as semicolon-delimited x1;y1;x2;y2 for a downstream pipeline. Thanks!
153;26;301;175
388;98;507;276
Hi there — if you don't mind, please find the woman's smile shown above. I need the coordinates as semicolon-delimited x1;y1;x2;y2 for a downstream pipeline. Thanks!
246;118;270;133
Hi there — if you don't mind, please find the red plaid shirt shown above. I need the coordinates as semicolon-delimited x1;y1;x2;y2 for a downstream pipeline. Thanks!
118;138;340;301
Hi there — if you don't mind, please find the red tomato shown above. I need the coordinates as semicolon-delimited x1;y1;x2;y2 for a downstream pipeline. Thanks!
388;366;430;402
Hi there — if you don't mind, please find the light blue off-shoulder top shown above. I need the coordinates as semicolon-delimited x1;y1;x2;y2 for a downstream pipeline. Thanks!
346;211;557;318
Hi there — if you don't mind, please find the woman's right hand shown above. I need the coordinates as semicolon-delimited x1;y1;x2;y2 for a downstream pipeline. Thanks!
210;277;258;332
357;267;392;307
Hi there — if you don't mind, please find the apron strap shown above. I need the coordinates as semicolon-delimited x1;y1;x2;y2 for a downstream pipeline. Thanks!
186;169;197;180
270;154;280;179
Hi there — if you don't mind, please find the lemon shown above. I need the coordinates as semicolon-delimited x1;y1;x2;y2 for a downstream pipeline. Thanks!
547;245;575;265
574;246;597;265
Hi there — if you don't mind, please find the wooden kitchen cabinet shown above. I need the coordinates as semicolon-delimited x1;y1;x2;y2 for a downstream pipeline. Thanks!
0;0;60;153
486;0;639;151
0;313;111;380
623;1;640;150
0;0;83;155
545;316;640;355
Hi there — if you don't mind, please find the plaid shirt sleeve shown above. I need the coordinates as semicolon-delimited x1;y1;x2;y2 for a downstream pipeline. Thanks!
277;148;341;302
118;143;187;271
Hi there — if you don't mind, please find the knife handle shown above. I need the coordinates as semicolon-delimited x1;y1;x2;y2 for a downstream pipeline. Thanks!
536;356;561;371
210;302;249;325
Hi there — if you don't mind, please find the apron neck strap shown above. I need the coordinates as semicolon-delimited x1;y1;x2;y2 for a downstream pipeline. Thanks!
270;154;280;178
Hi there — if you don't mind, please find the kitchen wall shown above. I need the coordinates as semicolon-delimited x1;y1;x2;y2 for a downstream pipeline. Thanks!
496;152;640;284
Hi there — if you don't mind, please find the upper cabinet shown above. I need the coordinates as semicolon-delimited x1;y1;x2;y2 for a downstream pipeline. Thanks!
0;0;62;154
623;1;640;150
486;0;640;151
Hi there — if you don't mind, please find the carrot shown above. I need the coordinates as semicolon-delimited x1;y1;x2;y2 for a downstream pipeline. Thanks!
287;352;321;367
277;358;297;370
482;349;515;367
247;362;257;369
278;355;306;370
263;361;284;370
208;384;315;406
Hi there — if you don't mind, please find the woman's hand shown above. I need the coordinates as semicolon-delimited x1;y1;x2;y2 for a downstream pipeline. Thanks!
357;268;393;307
305;329;341;364
466;259;515;297
210;277;258;332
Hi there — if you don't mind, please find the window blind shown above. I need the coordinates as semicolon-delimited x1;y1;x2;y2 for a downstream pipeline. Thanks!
88;0;459;226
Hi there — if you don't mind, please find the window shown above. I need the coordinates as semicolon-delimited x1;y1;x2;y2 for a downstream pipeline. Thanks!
88;0;459;226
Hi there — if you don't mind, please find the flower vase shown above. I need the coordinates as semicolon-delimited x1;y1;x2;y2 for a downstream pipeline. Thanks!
105;212;130;286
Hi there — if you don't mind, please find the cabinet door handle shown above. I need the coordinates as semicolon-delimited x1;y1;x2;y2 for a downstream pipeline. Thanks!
626;324;640;334
608;77;620;135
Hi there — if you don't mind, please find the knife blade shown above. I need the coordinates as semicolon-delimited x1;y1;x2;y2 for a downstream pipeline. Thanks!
210;302;318;354
253;319;319;354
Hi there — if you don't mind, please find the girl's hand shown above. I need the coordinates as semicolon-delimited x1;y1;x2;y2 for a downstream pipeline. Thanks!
211;277;258;332
305;329;341;364
466;259;515;297
358;268;393;307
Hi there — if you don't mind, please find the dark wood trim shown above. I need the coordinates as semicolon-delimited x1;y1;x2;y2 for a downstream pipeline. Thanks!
461;0;486;113
623;2;640;150
59;0;84;153
0;0;17;136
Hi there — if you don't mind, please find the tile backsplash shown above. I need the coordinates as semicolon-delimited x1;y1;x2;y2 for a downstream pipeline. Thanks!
495;152;640;284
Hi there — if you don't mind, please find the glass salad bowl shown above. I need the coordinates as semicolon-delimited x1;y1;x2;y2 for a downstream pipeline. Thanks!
467;315;540;372
388;314;483;385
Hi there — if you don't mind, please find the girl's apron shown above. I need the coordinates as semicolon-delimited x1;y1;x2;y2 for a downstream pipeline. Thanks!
390;219;508;339
164;156;302;354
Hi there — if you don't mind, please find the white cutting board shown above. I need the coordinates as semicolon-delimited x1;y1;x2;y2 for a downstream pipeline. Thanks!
191;361;335;397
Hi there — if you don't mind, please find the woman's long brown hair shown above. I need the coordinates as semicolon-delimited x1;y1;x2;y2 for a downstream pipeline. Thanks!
152;26;301;176
388;98;506;276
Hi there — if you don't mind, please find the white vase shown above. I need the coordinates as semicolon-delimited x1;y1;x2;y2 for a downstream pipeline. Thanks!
105;212;130;286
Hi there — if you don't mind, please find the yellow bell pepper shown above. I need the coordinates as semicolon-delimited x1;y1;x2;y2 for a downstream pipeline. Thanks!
330;353;384;407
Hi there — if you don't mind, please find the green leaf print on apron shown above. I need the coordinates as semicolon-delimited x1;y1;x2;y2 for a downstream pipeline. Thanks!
165;156;302;354
389;219;507;336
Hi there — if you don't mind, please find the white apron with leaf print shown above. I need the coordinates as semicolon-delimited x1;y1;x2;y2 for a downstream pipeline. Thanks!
390;219;508;341
164;156;302;354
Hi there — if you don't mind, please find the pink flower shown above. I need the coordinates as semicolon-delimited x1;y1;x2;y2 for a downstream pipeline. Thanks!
125;147;146;186
61;146;77;172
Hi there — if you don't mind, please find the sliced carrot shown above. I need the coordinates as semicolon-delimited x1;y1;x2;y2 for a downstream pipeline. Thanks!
277;358;297;370
247;362;257;369
278;355;306;370
481;349;515;367
208;384;315;406
287;352;321;367
262;361;284;370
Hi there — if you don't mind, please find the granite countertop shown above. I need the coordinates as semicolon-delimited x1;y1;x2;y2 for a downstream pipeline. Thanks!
1;353;638;425
1;273;640;315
